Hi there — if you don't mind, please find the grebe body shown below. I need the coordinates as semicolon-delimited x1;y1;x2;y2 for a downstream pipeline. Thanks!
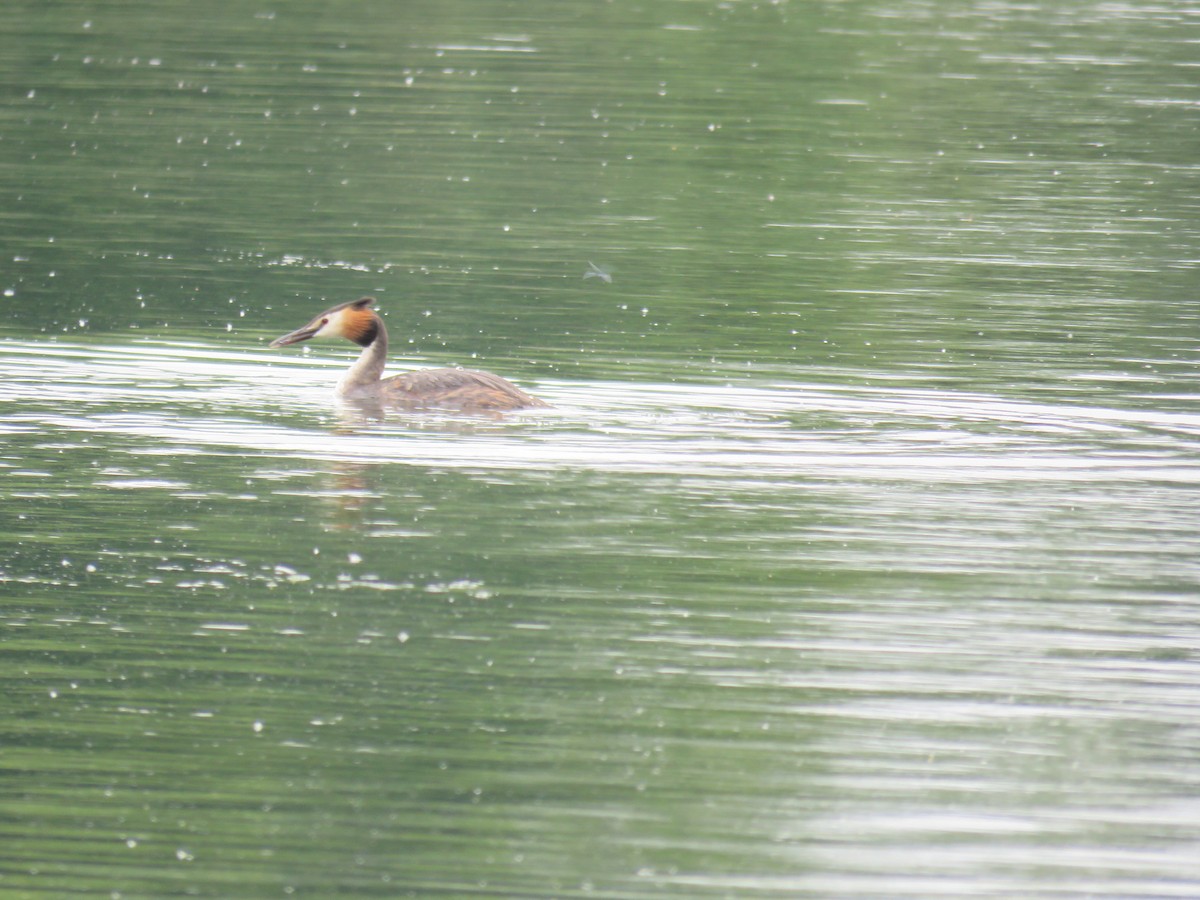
269;297;549;412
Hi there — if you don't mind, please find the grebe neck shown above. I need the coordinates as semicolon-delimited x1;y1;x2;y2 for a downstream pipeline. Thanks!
336;315;388;395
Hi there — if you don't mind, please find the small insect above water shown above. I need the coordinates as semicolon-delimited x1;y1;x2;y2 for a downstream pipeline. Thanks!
583;261;612;283
269;297;549;412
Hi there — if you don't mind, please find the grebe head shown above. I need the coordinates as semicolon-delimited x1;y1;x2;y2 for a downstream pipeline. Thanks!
269;296;380;349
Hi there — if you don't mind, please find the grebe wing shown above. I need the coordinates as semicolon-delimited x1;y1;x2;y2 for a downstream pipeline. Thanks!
380;367;549;411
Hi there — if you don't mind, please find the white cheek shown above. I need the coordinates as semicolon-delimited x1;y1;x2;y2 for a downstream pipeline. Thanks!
314;316;339;337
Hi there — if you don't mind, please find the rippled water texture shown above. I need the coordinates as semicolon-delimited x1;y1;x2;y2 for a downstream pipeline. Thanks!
3;0;1200;897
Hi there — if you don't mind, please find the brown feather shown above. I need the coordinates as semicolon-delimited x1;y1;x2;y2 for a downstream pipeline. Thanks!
381;368;551;411
342;306;380;347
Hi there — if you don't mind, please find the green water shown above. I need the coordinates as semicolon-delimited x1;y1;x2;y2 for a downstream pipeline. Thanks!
3;1;1200;897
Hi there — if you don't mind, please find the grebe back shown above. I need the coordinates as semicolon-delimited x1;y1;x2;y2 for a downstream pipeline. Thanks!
269;297;549;412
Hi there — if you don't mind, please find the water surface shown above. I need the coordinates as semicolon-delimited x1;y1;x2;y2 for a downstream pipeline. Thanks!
3;0;1200;897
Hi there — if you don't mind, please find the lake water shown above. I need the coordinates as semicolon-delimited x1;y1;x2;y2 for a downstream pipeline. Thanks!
3;1;1200;897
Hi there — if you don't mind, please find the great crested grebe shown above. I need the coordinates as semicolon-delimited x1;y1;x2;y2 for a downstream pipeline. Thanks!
269;297;549;411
